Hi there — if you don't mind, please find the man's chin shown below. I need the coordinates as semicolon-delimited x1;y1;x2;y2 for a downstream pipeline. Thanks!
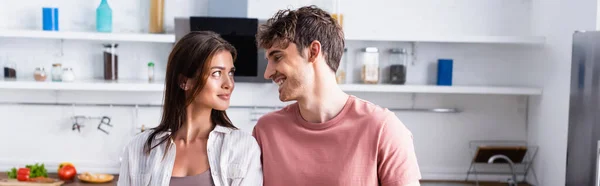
279;94;295;102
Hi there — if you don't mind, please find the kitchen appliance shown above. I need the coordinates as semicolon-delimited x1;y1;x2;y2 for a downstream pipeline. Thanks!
566;30;600;186
174;17;269;83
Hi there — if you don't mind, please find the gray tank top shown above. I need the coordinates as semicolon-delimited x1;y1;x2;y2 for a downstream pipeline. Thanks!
169;170;215;186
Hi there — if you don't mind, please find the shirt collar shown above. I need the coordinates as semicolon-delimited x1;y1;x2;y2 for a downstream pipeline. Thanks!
213;125;233;134
152;125;232;140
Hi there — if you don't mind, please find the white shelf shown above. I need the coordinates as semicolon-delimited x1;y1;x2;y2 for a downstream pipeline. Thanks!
0;30;175;43
0;79;542;95
0;79;165;92
0;30;544;45
339;84;542;95
345;34;546;44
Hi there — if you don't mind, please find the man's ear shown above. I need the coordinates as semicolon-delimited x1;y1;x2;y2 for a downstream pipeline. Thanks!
308;40;322;63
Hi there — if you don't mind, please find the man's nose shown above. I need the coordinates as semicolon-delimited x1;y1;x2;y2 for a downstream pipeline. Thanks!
264;62;275;80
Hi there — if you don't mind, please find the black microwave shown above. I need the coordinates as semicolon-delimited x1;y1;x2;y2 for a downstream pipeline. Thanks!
174;17;269;83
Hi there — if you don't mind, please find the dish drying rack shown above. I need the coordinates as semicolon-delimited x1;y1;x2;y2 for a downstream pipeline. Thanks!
465;140;539;186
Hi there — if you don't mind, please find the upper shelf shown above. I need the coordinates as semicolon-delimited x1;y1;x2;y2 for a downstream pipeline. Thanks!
339;84;542;95
0;29;545;45
0;79;542;96
345;34;546;44
0;30;176;43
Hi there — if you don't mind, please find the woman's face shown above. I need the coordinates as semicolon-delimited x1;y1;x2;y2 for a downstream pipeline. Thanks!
188;50;235;111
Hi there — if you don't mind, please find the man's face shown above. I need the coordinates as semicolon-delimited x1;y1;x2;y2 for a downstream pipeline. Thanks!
263;43;311;102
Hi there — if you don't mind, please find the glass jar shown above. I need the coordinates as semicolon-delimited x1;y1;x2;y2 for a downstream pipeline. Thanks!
3;61;16;79
360;47;380;84
51;63;62;82
61;68;75;82
336;48;348;84
34;67;47;82
388;48;408;84
103;44;119;80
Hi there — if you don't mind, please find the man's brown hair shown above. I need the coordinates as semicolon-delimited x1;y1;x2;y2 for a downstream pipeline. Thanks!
256;5;345;72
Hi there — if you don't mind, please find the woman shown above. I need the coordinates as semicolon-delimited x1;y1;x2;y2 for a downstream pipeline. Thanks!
118;31;263;186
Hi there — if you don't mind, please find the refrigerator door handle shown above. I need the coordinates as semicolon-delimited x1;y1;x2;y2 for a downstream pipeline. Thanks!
596;140;600;186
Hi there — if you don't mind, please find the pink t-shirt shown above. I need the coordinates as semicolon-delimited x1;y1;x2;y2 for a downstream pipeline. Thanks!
252;95;422;186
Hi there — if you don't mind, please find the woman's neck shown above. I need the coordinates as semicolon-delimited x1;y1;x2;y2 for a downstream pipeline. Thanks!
175;105;214;144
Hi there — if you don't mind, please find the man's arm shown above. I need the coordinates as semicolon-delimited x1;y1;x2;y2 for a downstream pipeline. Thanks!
377;112;422;186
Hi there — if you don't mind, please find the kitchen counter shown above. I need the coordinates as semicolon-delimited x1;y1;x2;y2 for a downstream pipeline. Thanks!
0;172;117;186
420;180;532;186
1;172;533;186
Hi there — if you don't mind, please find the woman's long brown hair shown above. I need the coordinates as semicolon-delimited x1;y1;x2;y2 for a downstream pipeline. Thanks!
144;31;238;155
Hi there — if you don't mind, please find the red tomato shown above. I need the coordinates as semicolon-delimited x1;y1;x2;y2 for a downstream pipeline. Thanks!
58;165;77;181
17;168;30;181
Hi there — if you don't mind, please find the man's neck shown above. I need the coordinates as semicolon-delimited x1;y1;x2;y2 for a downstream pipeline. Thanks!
297;75;349;123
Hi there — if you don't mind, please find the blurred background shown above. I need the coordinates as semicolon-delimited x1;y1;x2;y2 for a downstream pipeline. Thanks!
0;0;598;186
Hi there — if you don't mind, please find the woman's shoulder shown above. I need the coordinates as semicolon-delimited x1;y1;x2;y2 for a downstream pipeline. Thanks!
124;129;169;152
224;128;260;150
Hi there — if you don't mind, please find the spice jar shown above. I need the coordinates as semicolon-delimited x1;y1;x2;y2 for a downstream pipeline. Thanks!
61;68;75;82
336;48;347;84
148;61;155;82
360;47;380;84
103;44;119;80
34;67;47;82
4;62;16;79
388;48;408;84
51;63;62;82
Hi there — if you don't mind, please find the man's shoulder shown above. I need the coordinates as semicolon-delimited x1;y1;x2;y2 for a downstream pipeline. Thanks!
349;95;397;123
254;103;297;130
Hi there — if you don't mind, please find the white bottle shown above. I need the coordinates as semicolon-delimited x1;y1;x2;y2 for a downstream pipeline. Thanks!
148;62;155;82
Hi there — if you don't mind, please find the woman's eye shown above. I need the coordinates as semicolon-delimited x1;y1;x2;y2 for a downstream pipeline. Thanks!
229;71;235;76
212;71;221;77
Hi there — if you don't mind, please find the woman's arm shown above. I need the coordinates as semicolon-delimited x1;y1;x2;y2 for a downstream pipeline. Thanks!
239;140;263;186
117;147;131;186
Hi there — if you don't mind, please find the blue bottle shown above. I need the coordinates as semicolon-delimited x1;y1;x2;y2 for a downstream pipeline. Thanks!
96;0;113;32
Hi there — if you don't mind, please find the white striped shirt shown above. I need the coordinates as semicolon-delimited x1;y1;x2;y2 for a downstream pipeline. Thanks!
117;125;263;186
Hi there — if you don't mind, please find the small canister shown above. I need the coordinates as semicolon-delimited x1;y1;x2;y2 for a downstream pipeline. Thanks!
61;68;75;82
360;47;380;84
336;48;348;84
34;67;47;82
388;48;408;84
51;63;62;82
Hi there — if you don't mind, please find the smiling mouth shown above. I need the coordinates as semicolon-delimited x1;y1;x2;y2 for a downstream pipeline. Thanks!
273;76;286;89
217;94;230;100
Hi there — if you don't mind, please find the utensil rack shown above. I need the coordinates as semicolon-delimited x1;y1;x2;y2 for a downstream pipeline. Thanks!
465;140;539;186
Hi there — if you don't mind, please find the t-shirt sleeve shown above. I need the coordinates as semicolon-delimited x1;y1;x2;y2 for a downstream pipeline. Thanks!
377;112;422;186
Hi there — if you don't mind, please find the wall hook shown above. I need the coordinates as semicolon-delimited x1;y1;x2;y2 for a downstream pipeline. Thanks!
97;116;113;135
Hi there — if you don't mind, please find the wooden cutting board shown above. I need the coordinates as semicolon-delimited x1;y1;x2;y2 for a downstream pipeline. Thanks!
0;179;64;186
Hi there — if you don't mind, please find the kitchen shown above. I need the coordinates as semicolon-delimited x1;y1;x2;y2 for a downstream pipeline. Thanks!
0;0;595;186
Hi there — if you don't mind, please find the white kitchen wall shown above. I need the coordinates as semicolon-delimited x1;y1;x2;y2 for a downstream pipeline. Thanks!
0;0;538;182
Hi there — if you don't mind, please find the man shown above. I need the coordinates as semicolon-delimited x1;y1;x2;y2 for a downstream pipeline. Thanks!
252;5;422;186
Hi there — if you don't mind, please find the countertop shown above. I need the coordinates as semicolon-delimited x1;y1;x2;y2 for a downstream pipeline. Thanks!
1;172;532;186
0;172;117;186
420;180;532;186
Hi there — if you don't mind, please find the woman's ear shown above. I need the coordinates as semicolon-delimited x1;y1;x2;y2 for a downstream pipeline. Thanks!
178;75;190;90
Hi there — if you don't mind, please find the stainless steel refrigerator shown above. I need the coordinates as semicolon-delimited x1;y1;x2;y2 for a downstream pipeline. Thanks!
566;30;600;186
